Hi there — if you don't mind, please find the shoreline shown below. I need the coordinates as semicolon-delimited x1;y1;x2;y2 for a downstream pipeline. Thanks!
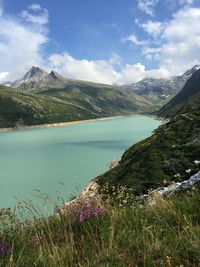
0;115;131;133
0;114;165;133
149;114;170;125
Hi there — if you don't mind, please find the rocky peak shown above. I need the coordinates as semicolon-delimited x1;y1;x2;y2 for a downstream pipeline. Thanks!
23;66;46;80
49;70;58;79
182;65;200;79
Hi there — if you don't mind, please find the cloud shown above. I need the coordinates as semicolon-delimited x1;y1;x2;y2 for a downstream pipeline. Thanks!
48;52;120;84
29;4;43;11
0;71;9;81
117;63;170;84
0;4;49;81
47;52;170;85
136;7;200;75
121;34;147;46
21;4;49;25
137;20;165;37
137;0;159;16
166;0;194;11
160;7;200;73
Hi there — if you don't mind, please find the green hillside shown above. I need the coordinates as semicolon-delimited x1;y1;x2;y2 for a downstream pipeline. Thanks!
0;85;97;128
36;80;154;117
97;70;200;195
156;69;200;117
0;69;156;129
0;83;154;128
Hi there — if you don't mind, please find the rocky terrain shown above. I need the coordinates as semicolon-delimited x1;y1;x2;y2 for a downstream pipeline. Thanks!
121;65;200;105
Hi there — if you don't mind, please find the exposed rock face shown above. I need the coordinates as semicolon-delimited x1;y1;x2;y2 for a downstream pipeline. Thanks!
121;65;200;104
151;171;200;196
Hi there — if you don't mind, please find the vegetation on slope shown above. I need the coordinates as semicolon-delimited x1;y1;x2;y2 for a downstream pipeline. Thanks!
0;81;155;128
0;184;200;267
157;68;200;117
37;81;154;118
0;85;99;128
97;69;200;195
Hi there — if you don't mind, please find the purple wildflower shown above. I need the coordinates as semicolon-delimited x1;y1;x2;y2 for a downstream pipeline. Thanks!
0;243;10;255
77;202;104;224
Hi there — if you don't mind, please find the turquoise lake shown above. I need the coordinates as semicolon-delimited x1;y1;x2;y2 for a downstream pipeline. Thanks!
0;116;160;211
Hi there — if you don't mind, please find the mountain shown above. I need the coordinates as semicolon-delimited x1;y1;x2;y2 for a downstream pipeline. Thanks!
5;66;48;90
4;67;68;91
0;67;156;128
96;68;200;195
0;67;156;129
0;84;103;128
121;65;200;105
156;68;200;117
22;66;47;80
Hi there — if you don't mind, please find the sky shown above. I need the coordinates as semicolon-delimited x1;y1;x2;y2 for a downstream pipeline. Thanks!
0;0;200;84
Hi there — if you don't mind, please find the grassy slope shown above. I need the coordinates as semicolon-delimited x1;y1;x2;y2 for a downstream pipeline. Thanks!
0;85;98;128
0;185;200;266
97;71;200;195
0;82;154;128
157;68;200;117
36;80;154;116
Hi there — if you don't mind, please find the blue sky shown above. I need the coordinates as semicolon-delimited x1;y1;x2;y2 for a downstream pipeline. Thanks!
0;0;200;84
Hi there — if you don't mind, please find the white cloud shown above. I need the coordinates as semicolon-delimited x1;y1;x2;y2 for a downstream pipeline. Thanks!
139;20;164;37
138;7;200;75
166;0;194;11
0;72;8;81
47;53;170;85
117;63;170;84
137;0;159;16
21;5;49;25
29;4;43;11
0;5;49;81
48;52;120;84
121;34;147;46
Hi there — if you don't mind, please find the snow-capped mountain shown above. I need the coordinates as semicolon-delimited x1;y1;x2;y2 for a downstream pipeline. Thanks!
122;65;200;103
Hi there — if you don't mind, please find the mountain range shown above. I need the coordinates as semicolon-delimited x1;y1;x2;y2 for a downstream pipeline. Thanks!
121;65;200;105
1;65;200;129
0;67;154;128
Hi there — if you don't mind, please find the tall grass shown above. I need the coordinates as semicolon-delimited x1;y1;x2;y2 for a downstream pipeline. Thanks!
0;186;200;267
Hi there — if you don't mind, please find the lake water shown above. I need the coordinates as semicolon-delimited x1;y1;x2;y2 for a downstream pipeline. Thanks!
0;116;160;211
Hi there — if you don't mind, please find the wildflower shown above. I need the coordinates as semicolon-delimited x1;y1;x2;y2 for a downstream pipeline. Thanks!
30;235;43;246
0;243;10;255
77;202;104;224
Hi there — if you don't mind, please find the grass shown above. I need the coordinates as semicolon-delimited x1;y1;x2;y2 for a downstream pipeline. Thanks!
98;108;200;195
0;83;155;129
0;186;200;267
